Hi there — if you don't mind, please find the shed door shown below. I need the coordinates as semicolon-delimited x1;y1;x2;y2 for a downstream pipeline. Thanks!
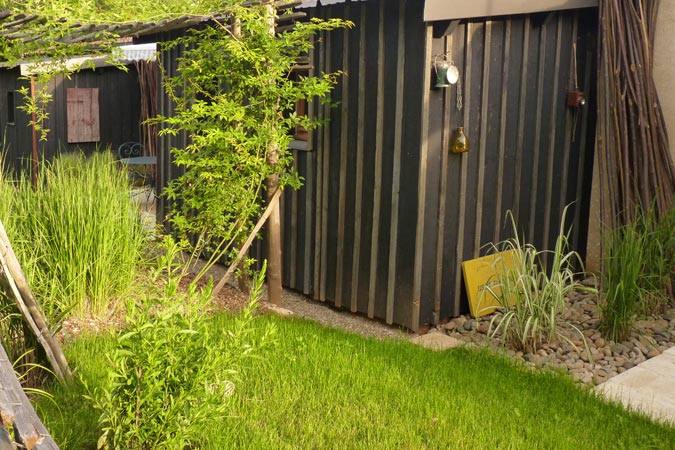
67;88;100;143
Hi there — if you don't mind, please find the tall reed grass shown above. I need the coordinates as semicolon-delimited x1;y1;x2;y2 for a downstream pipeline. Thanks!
0;151;146;321
600;206;675;341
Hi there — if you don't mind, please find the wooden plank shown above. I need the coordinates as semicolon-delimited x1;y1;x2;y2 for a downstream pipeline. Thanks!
367;0;386;319
350;5;367;313
410;24;434;330
542;15;564;262
335;5;351;308
513;17;531;219
385;0;406;325
474;21;492;255
433;33;452;323
493;20;512;243
453;21;473;317
0;343;59;449
527;22;547;244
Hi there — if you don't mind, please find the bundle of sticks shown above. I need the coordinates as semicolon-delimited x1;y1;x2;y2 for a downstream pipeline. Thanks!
597;0;675;227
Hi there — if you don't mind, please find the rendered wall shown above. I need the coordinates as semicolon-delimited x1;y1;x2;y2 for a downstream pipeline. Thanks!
586;2;675;272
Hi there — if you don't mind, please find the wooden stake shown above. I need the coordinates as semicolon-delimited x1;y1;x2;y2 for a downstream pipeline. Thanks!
212;188;281;298
0;220;71;383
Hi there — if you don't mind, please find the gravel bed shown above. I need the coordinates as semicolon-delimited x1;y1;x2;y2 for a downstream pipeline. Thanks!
434;283;675;386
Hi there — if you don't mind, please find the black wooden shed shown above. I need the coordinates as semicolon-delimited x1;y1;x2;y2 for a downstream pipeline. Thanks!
156;0;600;331
0;51;152;173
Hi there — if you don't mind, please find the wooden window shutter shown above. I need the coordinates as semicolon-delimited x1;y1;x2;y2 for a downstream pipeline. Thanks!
67;88;100;143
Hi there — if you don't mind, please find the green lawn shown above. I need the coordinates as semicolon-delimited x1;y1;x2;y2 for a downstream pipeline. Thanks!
37;313;675;449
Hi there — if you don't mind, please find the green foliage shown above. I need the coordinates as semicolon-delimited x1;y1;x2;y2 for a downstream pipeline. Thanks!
0;151;146;320
39;315;675;449
600;206;675;341
91;237;275;450
160;8;350;274
486;208;593;353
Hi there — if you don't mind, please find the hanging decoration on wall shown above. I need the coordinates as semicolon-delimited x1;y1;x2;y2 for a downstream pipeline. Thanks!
433;51;468;153
433;53;460;88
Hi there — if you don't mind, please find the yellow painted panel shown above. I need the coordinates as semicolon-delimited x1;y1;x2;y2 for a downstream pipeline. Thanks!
461;250;520;318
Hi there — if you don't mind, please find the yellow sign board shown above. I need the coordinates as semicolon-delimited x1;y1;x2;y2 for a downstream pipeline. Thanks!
461;250;519;318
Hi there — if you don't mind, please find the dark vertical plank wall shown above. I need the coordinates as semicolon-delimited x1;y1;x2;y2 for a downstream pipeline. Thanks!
0;66;142;174
153;2;598;331
284;4;597;329
278;0;428;327
419;10;597;326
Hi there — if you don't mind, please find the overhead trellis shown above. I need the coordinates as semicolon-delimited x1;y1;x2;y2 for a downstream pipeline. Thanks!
597;0;675;227
0;0;305;64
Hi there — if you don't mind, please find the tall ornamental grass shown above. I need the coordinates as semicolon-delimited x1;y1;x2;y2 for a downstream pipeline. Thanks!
600;206;675;341
0;151;146;321
486;207;592;352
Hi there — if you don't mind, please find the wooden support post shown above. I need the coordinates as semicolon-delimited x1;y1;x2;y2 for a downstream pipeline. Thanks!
265;2;283;306
30;76;38;191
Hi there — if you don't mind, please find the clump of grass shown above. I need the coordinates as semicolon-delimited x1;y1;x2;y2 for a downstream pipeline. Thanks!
486;207;592;353
0;151;146;320
600;206;675;341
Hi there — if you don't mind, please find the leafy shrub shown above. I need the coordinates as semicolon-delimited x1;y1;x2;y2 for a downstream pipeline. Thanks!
600;206;675;341
0;151;146;320
91;237;275;450
486;208;592;353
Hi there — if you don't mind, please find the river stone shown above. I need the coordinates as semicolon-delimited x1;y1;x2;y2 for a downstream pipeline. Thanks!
443;321;457;332
463;319;474;332
647;348;661;359
455;315;467;328
410;333;464;351
478;322;489;334
595;337;606;348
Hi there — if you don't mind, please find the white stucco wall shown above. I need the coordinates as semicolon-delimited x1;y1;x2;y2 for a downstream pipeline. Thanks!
654;1;675;162
585;2;675;272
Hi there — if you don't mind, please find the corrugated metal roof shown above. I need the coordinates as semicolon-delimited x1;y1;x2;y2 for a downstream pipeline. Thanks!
19;43;157;75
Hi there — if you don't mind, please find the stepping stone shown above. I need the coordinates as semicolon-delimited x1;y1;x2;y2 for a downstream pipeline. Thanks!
410;333;464;351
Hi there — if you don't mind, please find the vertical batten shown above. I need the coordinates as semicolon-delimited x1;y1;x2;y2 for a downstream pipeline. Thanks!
494;21;511;243
304;43;316;295
528;22;548;244
312;18;325;299
350;6;367;313
319;21;332;302
513;17;531;219
411;25;433;331
433;33;452;323
304;150;314;294
542;16;564;266
290;153;299;288
558;13;579;224
367;0;386;319
386;0;406;325
474;21;492;255
452;22;473;316
335;4;351;308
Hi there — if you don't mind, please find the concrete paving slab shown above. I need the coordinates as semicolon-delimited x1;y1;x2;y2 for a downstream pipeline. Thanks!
596;347;675;425
409;333;464;351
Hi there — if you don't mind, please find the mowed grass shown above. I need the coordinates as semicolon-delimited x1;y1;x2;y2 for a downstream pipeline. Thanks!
38;314;675;449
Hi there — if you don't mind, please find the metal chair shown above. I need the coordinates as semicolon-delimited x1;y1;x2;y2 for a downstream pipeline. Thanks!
117;142;144;159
